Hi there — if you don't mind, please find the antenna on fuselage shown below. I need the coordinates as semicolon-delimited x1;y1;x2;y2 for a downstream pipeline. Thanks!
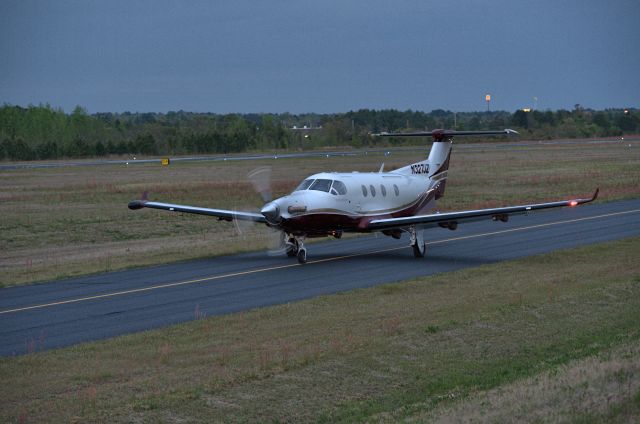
378;163;384;173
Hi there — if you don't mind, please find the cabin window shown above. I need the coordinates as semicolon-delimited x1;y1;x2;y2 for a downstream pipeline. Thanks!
331;180;347;195
369;185;376;197
361;185;368;197
380;185;387;197
393;184;399;196
295;179;314;191
309;179;332;192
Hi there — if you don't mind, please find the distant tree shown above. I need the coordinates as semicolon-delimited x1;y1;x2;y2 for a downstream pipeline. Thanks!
3;137;35;160
133;134;157;155
36;141;59;159
106;140;116;154
468;116;481;130
65;137;92;157
1;103;637;160
511;110;528;129
490;114;507;129
616;113;637;132
95;141;106;156
115;141;128;155
592;112;610;130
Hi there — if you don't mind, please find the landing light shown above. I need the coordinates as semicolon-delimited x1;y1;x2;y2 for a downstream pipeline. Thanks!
569;200;578;207
288;205;307;213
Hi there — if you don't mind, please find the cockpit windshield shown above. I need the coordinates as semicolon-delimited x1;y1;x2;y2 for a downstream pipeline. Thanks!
309;179;332;192
294;179;314;191
294;178;348;195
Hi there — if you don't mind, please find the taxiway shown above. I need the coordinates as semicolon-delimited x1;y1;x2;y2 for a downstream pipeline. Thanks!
1;198;638;356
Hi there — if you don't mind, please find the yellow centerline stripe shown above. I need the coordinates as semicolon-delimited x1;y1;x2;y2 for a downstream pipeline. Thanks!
1;208;638;315
0;263;302;315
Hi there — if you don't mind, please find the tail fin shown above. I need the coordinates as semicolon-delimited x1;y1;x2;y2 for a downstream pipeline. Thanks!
427;140;452;199
391;138;452;197
379;129;517;199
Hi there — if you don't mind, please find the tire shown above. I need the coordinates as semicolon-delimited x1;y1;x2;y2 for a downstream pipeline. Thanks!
412;242;426;258
297;249;307;264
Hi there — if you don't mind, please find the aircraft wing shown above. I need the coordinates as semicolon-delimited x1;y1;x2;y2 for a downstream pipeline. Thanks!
367;189;598;231
128;199;267;223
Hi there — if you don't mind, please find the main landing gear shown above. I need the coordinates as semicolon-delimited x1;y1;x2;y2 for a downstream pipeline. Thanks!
409;226;426;258
284;227;426;264
285;235;307;264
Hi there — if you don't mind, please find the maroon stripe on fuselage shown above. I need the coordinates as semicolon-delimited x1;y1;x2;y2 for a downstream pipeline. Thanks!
434;149;452;175
433;150;451;199
280;187;438;235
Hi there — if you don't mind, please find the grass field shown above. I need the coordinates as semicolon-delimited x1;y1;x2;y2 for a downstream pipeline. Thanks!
1;237;638;422
2;139;639;287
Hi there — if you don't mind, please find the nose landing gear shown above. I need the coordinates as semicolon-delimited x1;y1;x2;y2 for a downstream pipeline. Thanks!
285;235;308;263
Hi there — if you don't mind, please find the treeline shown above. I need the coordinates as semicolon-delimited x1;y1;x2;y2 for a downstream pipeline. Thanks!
0;104;638;160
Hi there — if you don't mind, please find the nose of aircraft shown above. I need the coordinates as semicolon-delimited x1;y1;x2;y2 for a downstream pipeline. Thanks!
260;201;281;223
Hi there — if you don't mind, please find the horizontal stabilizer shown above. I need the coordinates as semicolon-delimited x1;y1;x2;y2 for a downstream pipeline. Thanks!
373;129;517;140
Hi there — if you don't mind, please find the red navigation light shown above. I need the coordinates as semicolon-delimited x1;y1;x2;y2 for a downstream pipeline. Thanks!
569;200;578;207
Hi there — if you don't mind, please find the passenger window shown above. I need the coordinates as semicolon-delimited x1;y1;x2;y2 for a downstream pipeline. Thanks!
394;184;399;196
369;185;376;197
361;185;368;197
295;179;314;191
380;185;387;196
309;179;332;192
331;180;347;195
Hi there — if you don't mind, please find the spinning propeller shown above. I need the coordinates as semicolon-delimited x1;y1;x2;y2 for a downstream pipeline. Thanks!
233;166;287;255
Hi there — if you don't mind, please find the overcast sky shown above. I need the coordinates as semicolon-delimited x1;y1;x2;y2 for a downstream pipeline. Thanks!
1;0;638;114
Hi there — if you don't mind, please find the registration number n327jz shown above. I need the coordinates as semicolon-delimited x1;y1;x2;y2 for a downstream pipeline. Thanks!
411;163;430;174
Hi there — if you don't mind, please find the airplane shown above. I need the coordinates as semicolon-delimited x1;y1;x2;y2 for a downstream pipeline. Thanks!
128;129;598;264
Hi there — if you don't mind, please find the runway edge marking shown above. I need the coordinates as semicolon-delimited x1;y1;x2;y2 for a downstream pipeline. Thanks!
1;208;638;315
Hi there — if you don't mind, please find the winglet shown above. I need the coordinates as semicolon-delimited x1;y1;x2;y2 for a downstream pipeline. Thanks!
583;188;599;203
569;188;599;207
128;191;149;210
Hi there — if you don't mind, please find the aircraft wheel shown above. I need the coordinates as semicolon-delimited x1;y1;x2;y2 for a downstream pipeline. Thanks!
412;242;426;258
297;248;307;264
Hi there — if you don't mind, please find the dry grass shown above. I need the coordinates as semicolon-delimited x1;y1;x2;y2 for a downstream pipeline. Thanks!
2;140;639;286
1;237;638;422
420;341;640;423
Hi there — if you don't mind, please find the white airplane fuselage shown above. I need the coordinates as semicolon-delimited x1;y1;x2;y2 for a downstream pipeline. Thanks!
262;139;452;237
268;171;437;236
